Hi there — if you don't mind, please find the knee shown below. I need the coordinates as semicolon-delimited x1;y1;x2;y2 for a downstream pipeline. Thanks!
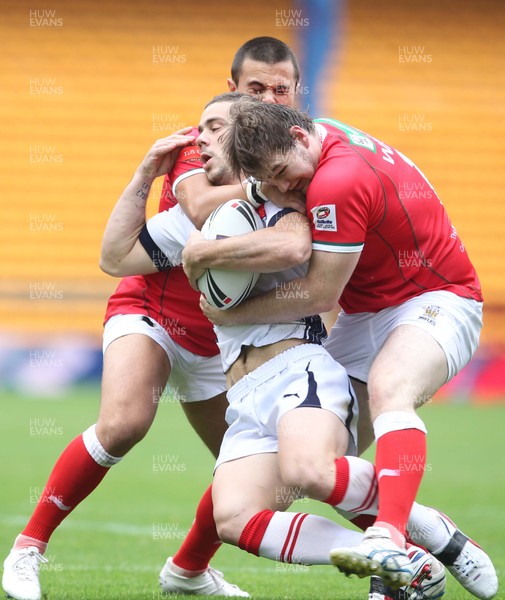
213;494;258;547
281;456;334;501
367;375;415;417
96;416;151;456
215;518;240;547
213;506;245;547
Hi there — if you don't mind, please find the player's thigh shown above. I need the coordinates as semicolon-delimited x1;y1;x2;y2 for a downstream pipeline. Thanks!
98;333;170;452
181;392;229;459
367;324;447;416
328;292;482;419
278;407;350;500
169;350;227;457
350;378;375;456
213;453;286;544
275;351;357;499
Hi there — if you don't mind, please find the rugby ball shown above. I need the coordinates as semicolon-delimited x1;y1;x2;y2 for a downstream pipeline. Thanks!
197;199;264;310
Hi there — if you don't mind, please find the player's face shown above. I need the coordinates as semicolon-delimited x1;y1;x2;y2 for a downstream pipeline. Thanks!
265;141;317;194
229;58;297;106
196;101;235;185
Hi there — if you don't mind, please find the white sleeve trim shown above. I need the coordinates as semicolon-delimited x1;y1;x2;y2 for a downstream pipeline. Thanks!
172;168;206;196
312;241;364;253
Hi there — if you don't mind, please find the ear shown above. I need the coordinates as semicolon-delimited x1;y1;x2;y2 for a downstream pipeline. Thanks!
289;125;310;148
227;78;237;92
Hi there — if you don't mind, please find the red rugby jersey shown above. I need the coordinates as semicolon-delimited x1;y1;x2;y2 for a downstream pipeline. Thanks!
307;119;482;313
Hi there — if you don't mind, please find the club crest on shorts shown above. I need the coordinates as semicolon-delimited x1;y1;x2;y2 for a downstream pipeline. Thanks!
418;304;441;326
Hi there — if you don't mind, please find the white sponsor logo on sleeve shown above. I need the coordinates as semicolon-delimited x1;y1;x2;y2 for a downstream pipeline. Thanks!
311;205;337;232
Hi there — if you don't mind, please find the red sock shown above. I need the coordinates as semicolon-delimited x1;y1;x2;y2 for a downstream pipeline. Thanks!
20;435;109;546
375;428;426;540
172;484;222;572
323;457;349;506
238;510;275;555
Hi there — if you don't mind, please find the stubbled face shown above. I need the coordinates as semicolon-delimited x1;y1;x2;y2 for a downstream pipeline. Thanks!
229;58;298;106
196;101;235;185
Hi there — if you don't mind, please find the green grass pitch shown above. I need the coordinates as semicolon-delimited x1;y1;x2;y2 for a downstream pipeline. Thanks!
1;386;504;599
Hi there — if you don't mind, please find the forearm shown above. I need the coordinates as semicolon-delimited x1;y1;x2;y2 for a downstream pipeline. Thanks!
100;130;195;276
100;171;153;273
202;250;360;327
221;275;334;325
190;228;309;273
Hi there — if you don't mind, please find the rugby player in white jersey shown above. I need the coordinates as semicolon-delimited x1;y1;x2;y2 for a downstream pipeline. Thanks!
99;93;494;599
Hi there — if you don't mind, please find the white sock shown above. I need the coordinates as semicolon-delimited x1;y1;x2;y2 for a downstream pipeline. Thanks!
82;424;122;467
259;512;363;564
337;456;378;515
407;504;456;554
373;411;427;439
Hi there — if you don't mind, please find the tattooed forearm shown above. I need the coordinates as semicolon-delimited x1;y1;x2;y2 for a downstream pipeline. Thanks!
136;182;150;201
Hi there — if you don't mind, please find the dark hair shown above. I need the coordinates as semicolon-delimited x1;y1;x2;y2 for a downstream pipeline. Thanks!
222;96;314;180
231;37;300;86
204;92;249;108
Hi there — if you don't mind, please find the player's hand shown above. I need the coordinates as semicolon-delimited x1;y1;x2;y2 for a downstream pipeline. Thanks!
199;295;236;325
182;229;207;289
260;184;306;214
136;128;195;182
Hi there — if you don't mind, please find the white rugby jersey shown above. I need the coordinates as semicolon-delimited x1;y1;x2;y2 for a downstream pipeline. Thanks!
141;203;326;372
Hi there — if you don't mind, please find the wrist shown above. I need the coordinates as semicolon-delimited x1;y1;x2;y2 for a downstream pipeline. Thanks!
185;239;211;271
133;168;156;186
245;180;268;208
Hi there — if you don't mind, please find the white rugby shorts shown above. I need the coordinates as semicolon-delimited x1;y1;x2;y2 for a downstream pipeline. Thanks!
325;291;483;383
215;343;358;469
103;314;226;402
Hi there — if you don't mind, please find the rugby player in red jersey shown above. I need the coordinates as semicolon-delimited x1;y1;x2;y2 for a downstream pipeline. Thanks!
182;98;497;599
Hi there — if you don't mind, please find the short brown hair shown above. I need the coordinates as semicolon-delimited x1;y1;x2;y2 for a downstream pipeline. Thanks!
222;96;314;180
